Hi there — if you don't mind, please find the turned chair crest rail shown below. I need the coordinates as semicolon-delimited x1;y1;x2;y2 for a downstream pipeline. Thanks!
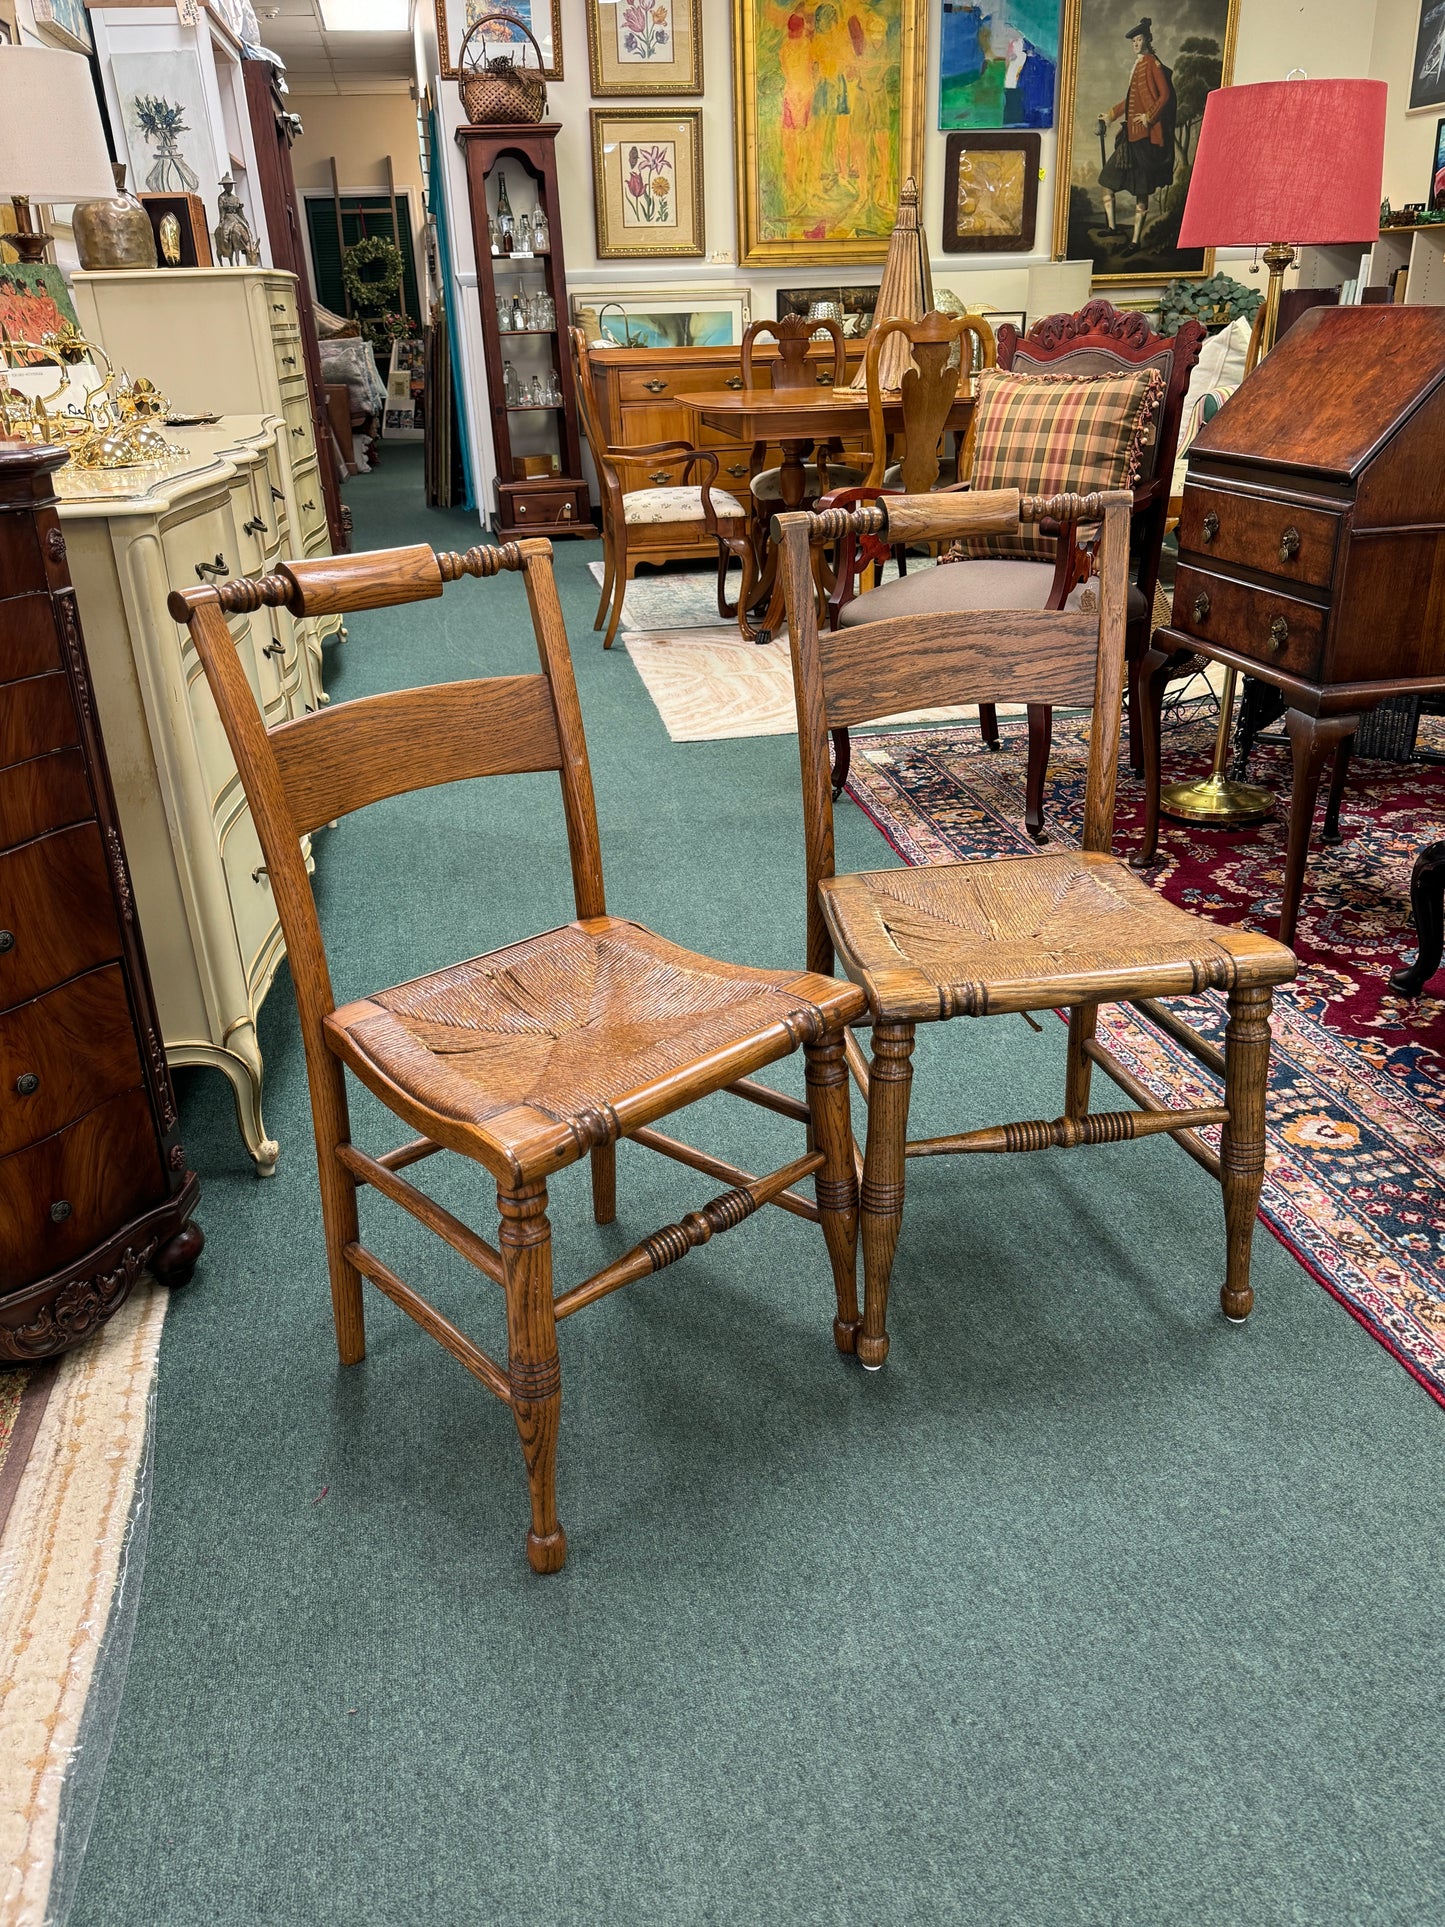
168;541;526;624
770;487;1121;553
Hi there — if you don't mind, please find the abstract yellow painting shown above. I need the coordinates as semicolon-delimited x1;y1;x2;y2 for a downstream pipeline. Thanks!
732;0;925;266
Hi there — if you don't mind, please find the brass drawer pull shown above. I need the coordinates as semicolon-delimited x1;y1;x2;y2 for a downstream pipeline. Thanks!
1202;510;1219;543
195;554;228;581
726;462;749;477
301;499;316;513
50;1199;71;1223
0;931;13;954
1192;590;1211;623
262;638;285;659
725;375;743;390
648;469;672;483
243;515;267;536
561;503;574;521
518;503;528;515
644;377;668;393
252;864;269;884
15;1073;38;1096
1278;526;1301;563
816;372;831;385
291;426;306;439
282;355;297;367
1268;616;1289;650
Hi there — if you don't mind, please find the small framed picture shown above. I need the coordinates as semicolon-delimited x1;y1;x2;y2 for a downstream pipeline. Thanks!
1432;118;1445;212
586;0;701;96
140;193;212;267
1410;0;1445;112
436;0;562;81
589;108;703;260
942;131;1040;254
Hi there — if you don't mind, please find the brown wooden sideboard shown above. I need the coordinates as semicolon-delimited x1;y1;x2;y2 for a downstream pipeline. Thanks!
586;339;866;567
1137;305;1445;945
0;444;202;1359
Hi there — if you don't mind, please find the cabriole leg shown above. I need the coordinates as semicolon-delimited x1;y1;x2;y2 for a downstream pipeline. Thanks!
1220;985;1273;1324
858;1022;915;1371
805;1031;860;1354
500;1179;566;1574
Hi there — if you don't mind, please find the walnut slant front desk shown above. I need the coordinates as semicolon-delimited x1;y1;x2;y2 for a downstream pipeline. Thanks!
1138;306;1445;945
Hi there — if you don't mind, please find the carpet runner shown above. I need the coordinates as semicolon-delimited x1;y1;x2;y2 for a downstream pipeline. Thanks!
844;710;1445;1406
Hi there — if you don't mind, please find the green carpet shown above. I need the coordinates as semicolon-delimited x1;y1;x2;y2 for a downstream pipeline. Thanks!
69;450;1443;1925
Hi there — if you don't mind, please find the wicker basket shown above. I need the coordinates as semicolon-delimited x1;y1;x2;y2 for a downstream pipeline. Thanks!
458;13;547;126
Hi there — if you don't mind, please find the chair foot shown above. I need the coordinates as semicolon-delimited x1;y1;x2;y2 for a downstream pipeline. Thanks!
1220;1291;1253;1324
526;1526;568;1575
833;1314;860;1354
859;1342;888;1371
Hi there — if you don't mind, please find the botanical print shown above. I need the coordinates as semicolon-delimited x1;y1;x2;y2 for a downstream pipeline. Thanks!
619;0;670;60
1056;0;1239;286
955;147;1025;235
939;0;1060;130
112;52;213;213
621;142;676;227
1411;0;1445;112
129;97;201;194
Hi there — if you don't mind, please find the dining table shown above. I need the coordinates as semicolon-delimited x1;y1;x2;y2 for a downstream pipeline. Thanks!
675;383;976;635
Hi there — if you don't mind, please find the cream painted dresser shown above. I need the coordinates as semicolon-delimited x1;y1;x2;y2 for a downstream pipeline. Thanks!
58;417;327;1177
72;267;343;698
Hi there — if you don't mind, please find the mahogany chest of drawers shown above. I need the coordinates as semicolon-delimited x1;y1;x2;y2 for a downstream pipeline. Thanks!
1143;305;1445;943
0;445;201;1358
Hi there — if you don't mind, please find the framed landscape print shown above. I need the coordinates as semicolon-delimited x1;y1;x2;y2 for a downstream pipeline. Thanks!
590;109;704;259
939;0;1061;130
1053;0;1239;286
731;0;926;267
1411;0;1445;113
942;130;1040;251
571;287;750;346
587;0;702;95
436;0;563;81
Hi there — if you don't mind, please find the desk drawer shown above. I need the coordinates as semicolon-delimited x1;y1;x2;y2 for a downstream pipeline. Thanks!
1173;563;1326;679
1179;486;1339;591
0;823;120;1012
0;964;141;1158
2;595;63;685
0;1085;162;1288
617;368;735;403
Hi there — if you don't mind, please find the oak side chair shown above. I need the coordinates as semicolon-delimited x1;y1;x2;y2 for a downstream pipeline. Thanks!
172;539;864;1574
777;486;1297;1367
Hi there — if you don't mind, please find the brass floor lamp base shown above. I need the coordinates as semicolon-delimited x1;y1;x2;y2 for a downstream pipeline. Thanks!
1159;661;1275;827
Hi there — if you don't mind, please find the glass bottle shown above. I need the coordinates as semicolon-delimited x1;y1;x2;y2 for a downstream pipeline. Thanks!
530;374;544;406
488;217;501;259
532;206;550;255
496;169;514;253
517;212;532;257
496;294;511;332
511;294;523;331
502;360;518;407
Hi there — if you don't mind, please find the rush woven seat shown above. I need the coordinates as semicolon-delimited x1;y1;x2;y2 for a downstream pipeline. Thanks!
777;484;1296;1374
819;851;1285;1021
328;916;858;1181
173;537;864;1574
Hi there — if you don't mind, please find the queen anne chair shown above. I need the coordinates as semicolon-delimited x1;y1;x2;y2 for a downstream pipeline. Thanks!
173;538;863;1573
777;485;1296;1370
569;327;756;647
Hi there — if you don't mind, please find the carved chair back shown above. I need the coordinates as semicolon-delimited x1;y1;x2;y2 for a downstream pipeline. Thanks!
741;314;846;393
862;310;997;491
171;542;605;1084
777;487;1133;975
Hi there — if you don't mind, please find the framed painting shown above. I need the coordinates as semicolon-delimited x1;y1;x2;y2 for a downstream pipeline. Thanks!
942;130;1040;251
1053;0;1239;287
1411;1;1445;113
570;286;750;346
436;0;563;82
589;109;704;259
111;51;213;200
731;0;927;268
939;1;1061;130
30;0;92;53
587;0;702;95
1432;118;1445;212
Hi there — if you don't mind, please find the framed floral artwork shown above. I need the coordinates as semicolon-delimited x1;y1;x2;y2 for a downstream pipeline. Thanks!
436;0;563;81
586;0;702;95
589;109;704;259
731;0;926;267
941;131;1041;252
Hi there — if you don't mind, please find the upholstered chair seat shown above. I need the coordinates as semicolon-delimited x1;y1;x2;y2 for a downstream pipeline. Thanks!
622;484;747;525
751;462;865;503
836;556;1148;628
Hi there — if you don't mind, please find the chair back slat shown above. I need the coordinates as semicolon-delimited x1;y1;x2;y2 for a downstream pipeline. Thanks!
741;314;845;392
862;311;996;491
817;610;1100;730
270;677;563;837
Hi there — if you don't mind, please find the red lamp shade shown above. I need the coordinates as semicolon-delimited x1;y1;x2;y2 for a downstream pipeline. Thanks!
1178;78;1387;248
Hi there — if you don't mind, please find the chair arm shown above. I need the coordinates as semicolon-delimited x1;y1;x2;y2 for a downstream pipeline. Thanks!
816;484;900;628
604;438;699;462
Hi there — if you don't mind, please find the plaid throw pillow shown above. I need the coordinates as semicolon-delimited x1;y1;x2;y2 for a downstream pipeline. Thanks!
957;365;1164;560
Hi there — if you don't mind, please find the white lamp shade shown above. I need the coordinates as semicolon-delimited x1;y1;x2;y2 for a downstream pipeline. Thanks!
0;46;117;202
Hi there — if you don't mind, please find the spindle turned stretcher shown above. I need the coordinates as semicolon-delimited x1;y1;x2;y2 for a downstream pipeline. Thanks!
172;538;863;1574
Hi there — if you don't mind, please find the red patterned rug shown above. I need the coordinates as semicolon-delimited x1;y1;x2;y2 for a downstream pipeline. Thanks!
844;707;1445;1406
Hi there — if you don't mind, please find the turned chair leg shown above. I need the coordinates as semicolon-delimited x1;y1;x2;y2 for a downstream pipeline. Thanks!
1219;985;1273;1324
1065;1004;1097;1119
830;726;852;798
978;702;1001;749
858;1022;915;1371
590;1141;616;1225
499;1179;566;1574
315;1058;365;1365
805;1032;860;1354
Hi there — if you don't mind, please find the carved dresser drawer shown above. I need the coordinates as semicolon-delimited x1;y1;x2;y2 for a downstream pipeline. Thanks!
0;964;142;1158
0;747;91;853
1172;562;1327;679
0;824;120;1009
1178;486;1340;591
0;1087;165;1288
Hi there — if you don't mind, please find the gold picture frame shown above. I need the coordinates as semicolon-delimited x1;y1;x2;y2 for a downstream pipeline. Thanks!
731;0;927;268
436;0;563;82
590;108;704;260
587;0;702;96
1053;0;1240;287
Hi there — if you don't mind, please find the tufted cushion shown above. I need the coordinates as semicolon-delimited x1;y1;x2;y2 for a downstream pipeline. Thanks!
623;485;747;526
750;462;865;502
836;555;1148;629
956;366;1164;562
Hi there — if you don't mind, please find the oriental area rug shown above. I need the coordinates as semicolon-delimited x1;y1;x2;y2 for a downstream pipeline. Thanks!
844;712;1445;1408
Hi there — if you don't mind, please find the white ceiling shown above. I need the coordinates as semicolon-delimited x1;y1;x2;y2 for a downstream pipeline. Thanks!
256;0;415;94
